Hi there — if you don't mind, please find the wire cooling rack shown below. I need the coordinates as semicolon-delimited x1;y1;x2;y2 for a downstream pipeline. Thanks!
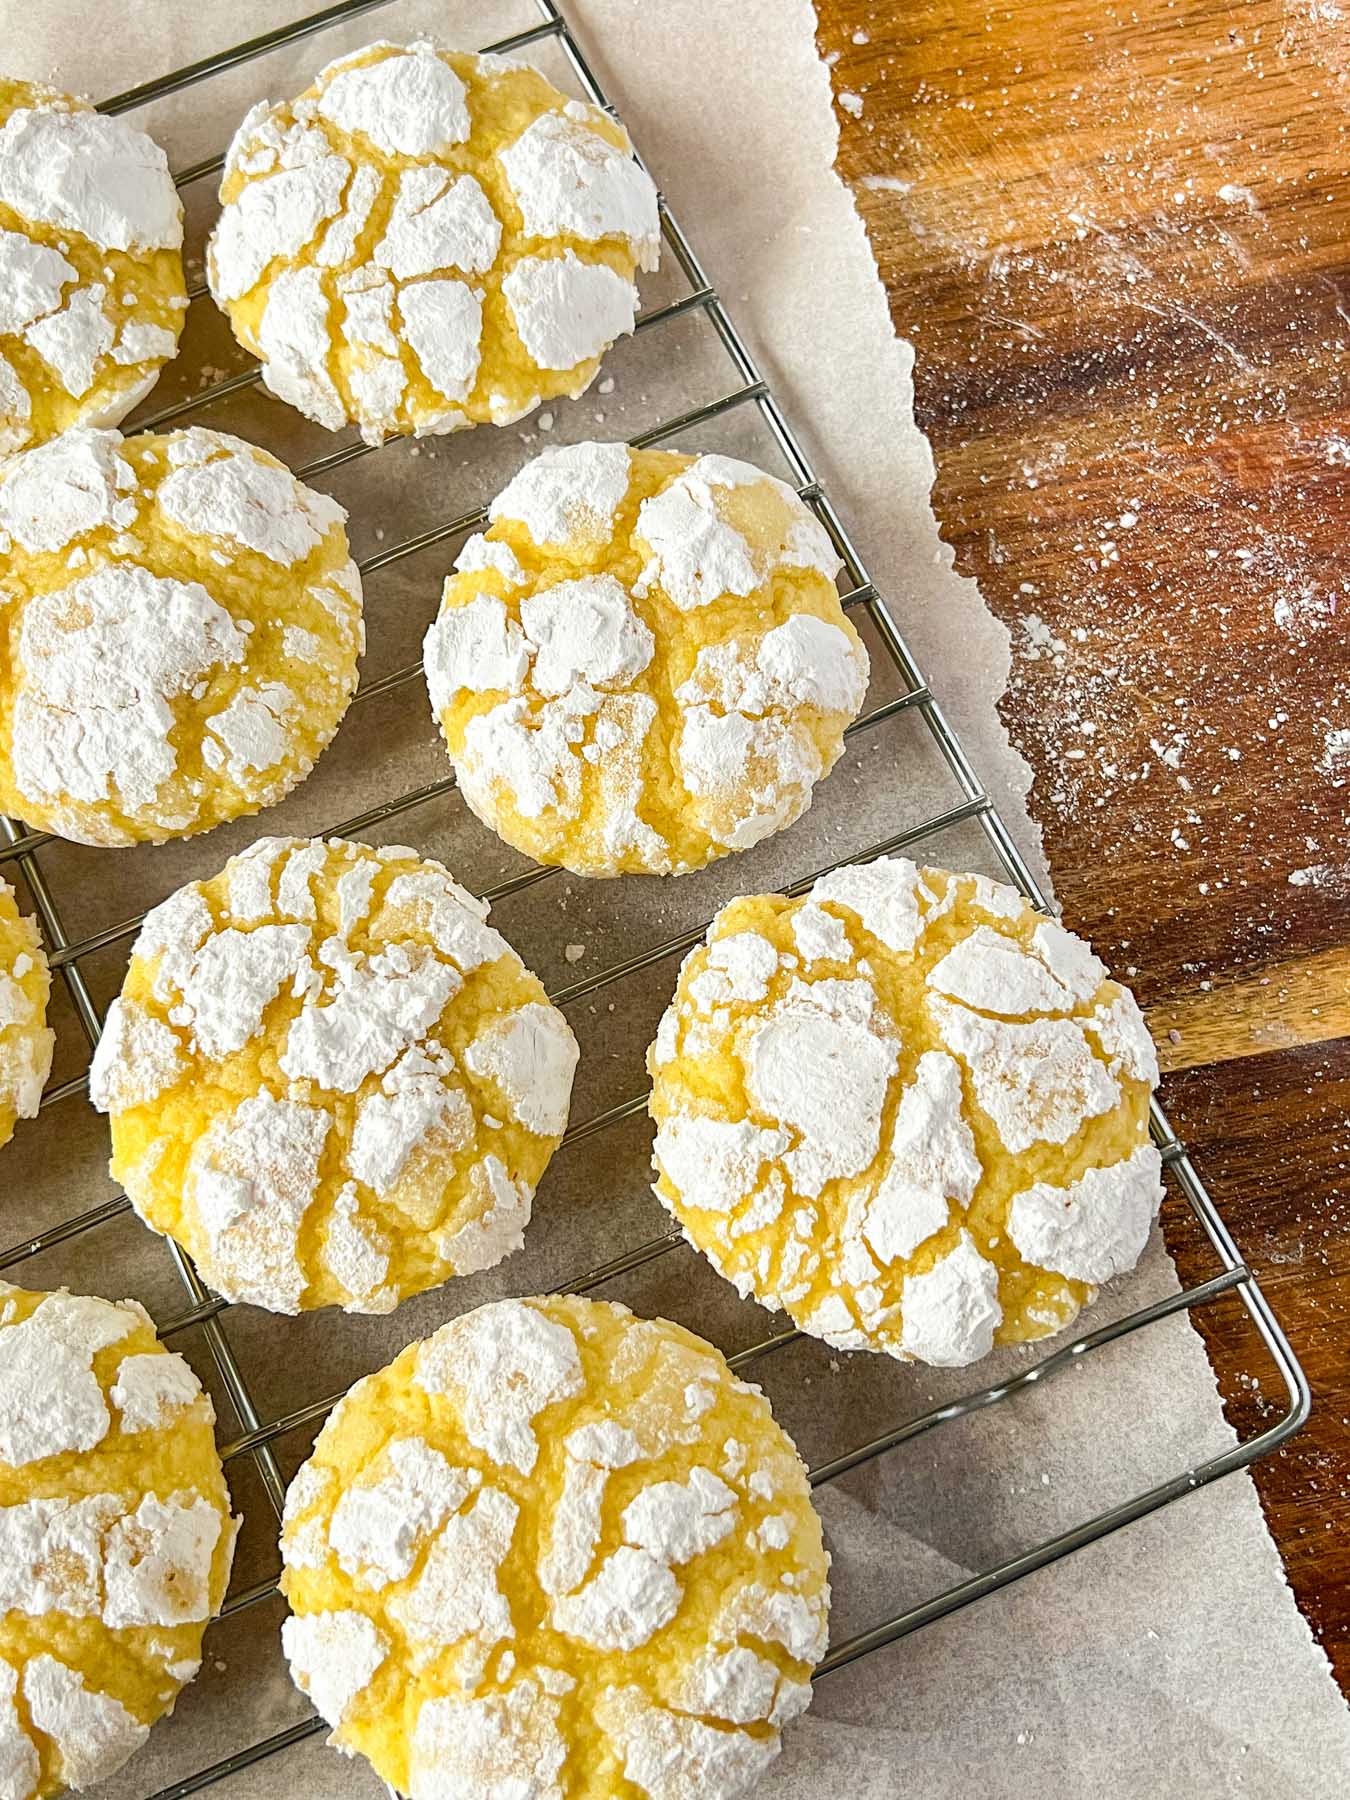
0;1;1312;1794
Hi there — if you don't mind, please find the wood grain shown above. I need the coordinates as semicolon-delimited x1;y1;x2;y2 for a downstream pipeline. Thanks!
814;0;1350;1693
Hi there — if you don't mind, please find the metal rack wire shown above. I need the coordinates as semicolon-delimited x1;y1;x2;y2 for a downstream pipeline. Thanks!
0;2;1310;1794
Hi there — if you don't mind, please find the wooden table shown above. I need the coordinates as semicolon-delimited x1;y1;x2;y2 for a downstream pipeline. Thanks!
816;0;1350;1693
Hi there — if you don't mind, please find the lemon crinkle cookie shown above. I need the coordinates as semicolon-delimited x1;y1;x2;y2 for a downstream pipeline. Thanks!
0;1283;238;1798
0;878;52;1152
424;442;869;876
279;1294;828;1799
0;424;362;846
648;859;1163;1367
0;79;185;453
90;836;579;1315
207;41;659;443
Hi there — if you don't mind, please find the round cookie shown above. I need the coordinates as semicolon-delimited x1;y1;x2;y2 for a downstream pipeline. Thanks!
279;1294;828;1800
0;878;53;1152
0;79;185;454
207;41;659;444
0;1283;238;1799
423;442;869;876
89;836;579;1315
648;858;1163;1368
0;425;362;846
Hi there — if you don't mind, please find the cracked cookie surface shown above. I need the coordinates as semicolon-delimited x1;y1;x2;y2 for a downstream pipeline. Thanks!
91;837;579;1315
424;442;869;876
648;858;1163;1367
0;877;52;1154
0;1284;237;1799
279;1294;828;1799
207;41;659;443
0;78;185;454
0;425;362;846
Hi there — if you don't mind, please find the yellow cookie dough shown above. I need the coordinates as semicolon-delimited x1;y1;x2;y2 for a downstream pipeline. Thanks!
648;859;1163;1367
89;837;579;1315
0;79;186;453
0;425;362;846
279;1294;828;1800
424;443;869;876
0;877;52;1153
207;41;659;443
0;1283;238;1799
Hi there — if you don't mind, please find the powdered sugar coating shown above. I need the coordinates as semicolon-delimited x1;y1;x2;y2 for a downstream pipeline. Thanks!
208;44;658;443
426;443;868;876
0;426;361;847
92;837;576;1314
280;1295;828;1799
0;1283;237;1799
648;862;1162;1367
0;80;184;453
0;878;53;1152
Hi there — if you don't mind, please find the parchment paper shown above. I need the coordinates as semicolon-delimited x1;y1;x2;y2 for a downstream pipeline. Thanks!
3;2;1348;1795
